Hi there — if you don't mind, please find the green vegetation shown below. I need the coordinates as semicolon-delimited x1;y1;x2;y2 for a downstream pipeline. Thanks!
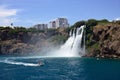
73;20;86;28
0;19;120;56
70;19;120;55
0;26;69;43
85;19;98;49
70;19;99;49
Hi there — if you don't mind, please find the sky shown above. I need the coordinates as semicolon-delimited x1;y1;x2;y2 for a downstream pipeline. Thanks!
0;0;120;27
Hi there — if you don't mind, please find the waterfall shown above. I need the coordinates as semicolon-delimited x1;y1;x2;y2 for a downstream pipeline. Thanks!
47;25;85;57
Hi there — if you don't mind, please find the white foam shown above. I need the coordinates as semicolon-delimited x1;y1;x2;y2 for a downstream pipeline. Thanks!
1;59;40;67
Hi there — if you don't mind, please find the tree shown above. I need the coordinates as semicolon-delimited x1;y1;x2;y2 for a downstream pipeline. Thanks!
86;19;98;27
99;19;109;23
73;20;86;28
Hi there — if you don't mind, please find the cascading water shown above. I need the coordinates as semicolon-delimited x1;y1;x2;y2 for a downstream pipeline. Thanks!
71;25;85;56
47;25;85;57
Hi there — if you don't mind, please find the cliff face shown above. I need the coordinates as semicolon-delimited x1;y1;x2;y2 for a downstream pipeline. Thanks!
1;22;120;58
0;27;69;55
0;40;34;55
87;24;120;58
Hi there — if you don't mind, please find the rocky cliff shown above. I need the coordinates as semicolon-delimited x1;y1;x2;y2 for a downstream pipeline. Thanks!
86;23;120;58
0;27;69;55
1;19;120;58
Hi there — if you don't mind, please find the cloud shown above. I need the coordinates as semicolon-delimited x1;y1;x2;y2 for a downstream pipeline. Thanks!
0;5;19;26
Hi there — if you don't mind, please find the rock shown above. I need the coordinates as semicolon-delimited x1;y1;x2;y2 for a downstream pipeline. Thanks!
0;40;35;55
89;24;120;58
0;27;69;55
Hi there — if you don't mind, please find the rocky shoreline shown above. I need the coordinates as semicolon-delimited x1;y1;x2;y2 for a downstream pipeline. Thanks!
83;53;120;59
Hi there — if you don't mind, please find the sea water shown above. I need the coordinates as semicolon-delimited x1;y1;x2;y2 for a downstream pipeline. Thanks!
0;56;120;80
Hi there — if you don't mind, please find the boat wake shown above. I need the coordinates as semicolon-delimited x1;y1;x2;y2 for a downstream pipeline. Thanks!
0;58;41;67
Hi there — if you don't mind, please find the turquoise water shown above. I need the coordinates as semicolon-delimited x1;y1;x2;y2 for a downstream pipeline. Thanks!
0;56;120;80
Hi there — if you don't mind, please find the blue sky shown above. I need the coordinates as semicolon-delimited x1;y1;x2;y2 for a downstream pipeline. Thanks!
0;0;120;27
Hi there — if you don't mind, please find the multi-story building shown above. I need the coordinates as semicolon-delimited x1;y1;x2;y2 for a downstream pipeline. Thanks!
56;18;69;28
49;18;69;28
33;24;48;30
49;21;56;28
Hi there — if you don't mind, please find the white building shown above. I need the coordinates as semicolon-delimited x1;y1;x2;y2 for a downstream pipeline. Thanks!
33;24;48;30
49;21;56;28
56;18;69;28
49;18;69;28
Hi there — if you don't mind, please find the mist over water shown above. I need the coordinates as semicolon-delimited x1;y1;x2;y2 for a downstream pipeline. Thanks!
45;25;85;57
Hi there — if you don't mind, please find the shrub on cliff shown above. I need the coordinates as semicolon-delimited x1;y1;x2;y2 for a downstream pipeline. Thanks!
86;19;98;33
73;20;86;28
98;19;109;23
